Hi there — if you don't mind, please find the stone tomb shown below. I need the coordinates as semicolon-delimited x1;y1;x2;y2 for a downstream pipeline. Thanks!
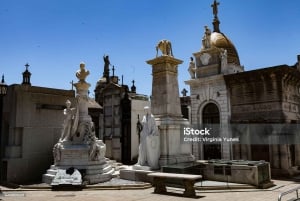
43;63;114;185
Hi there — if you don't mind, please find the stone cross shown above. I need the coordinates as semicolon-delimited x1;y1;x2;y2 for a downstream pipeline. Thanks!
25;63;30;70
181;88;188;97
70;80;74;90
211;0;220;18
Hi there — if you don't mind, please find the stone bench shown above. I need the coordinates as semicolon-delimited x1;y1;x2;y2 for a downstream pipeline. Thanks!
148;172;202;197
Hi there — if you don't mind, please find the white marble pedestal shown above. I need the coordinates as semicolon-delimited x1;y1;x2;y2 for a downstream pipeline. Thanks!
43;142;114;185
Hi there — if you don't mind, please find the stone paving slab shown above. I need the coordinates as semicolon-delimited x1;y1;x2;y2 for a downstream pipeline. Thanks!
0;179;299;201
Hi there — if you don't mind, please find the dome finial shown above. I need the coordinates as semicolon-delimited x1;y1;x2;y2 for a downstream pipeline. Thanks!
211;0;219;18
211;0;221;33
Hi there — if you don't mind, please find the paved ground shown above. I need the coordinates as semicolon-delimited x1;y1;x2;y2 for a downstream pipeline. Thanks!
1;179;300;201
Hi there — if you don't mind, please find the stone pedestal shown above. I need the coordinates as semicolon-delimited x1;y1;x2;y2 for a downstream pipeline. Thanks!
147;56;194;166
43;141;114;185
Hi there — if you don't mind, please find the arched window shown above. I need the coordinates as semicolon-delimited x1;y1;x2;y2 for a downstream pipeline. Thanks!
202;103;220;124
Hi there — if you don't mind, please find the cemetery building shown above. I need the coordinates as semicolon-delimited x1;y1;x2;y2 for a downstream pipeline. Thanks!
1;64;75;183
185;1;300;176
94;56;149;165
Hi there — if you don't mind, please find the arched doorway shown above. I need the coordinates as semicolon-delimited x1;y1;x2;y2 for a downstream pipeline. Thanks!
202;103;221;160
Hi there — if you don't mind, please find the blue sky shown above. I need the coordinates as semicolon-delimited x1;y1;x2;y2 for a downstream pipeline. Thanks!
1;0;300;97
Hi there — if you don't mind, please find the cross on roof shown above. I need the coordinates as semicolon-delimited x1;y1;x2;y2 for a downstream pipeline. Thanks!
25;63;30;70
211;0;220;18
181;88;188;97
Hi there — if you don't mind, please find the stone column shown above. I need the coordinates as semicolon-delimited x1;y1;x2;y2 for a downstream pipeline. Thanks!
147;55;194;166
280;144;291;170
271;144;280;169
294;144;300;166
147;56;182;117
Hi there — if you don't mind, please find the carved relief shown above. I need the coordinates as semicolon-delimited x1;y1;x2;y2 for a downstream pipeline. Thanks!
200;53;211;65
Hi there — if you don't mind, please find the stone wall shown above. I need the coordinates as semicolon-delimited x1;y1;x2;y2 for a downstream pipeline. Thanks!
225;65;300;123
2;85;75;183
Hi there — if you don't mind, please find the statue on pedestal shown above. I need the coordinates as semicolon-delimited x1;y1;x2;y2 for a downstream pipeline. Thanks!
45;62;114;185
136;106;160;169
188;57;196;79
156;39;173;57
202;26;211;49
59;100;78;142
76;62;90;82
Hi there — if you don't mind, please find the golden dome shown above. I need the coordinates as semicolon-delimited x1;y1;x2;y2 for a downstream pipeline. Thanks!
210;32;240;65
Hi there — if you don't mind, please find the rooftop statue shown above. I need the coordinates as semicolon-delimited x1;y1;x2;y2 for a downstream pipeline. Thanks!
103;55;110;78
188;57;196;79
76;62;90;82
156;39;173;57
202;26;211;49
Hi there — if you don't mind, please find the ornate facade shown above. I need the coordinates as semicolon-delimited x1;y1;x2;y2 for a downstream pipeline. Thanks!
185;0;300;176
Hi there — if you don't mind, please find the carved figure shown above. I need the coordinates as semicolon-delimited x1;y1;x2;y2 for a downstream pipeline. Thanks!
136;106;160;169
202;26;211;49
76;62;90;82
53;142;63;164
79;121;106;161
156;39;173;57
220;49;228;68
60;100;78;141
188;57;196;79
103;55;110;79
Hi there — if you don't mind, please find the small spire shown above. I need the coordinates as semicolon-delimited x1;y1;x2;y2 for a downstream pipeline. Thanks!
22;63;32;86
0;74;8;95
25;63;30;70
131;80;136;93
112;65;115;77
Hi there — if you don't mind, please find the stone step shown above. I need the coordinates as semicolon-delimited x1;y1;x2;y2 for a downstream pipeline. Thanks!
84;169;114;184
47;169;58;175
119;168;153;183
85;164;112;175
42;173;55;184
54;163;110;171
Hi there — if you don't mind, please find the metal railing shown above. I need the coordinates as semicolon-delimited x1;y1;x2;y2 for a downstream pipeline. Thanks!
278;186;300;201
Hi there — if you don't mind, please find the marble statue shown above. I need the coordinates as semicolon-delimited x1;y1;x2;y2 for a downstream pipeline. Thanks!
188;57;196;79
156;39;173;57
136;106;160;169
53;142;63;164
202;26;211;49
59;100;78;142
220;49;228;68
76;62;90;82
